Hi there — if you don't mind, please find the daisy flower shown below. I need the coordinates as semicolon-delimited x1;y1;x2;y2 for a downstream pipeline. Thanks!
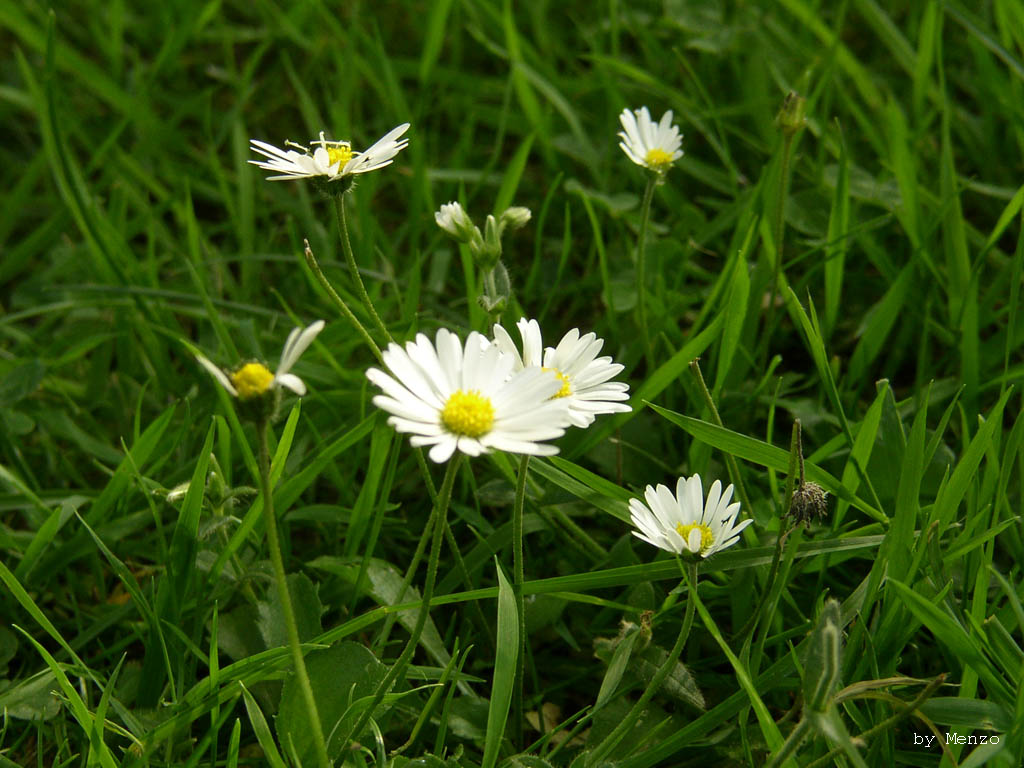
617;107;683;174
491;318;631;428
249;124;410;182
629;475;752;558
196;320;325;400
366;328;572;463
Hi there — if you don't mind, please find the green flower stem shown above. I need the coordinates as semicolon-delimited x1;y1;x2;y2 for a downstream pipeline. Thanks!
635;175;657;366
762;128;798;360
512;454;530;748
586;559;698;767
764;714;813;768
689;360;753;512
303;240;383;363
734;420;802;645
341;456;461;756
257;419;330;768
376;448;439;652
334;195;393;344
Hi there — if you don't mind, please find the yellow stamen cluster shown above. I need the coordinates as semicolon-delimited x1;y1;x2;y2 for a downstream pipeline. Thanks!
326;144;353;168
542;367;573;399
644;148;674;170
441;389;495;438
231;363;275;400
676;522;714;553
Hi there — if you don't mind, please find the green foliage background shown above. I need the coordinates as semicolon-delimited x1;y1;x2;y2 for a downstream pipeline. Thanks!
1;0;1023;765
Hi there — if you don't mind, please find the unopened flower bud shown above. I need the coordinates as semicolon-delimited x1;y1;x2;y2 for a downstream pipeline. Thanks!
435;201;477;242
776;91;806;137
499;206;532;232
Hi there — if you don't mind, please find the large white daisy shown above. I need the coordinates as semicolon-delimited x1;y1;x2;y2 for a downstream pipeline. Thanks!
629;475;752;558
366;328;572;463
617;107;683;174
249;124;410;181
491;318;631;429
196;320;325;400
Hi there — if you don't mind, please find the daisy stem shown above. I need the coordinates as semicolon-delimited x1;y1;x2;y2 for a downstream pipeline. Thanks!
334;195;393;344
586;559;698;767
688;359;753;513
303;240;383;363
342;455;461;756
512;453;530;748
375;448;439;652
257;418;330;768
734;420;801;645
763;127;798;359
635;175;657;367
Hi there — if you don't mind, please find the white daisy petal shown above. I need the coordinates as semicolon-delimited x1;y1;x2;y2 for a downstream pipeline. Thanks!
366;325;571;462
629;473;753;559
250;123;410;183
278;320;324;377
617;106;683;173
196;354;238;397
275;372;306;395
196;319;323;401
490;317;630;429
428;438;458;464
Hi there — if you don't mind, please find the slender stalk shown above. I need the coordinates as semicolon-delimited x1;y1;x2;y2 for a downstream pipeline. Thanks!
764;715;812;768
257;419;330;768
334;195;392;343
635;176;657;366
689;360;753;512
342;456;461;756
734;420;802;644
512;454;530;748
304;240;383;363
763;129;797;358
586;559;699;767
376;448;438;651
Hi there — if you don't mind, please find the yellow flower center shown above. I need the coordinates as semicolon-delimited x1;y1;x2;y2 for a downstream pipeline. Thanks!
542;367;572;399
644;148;674;170
326;144;353;168
441;389;495;438
676;523;714;553
231;363;275;400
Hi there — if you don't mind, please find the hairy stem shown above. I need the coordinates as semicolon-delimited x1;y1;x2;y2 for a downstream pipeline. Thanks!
342;456;461;756
586;559;698;766
636;175;657;366
304;240;382;363
334;195;392;344
258;419;330;768
512;454;530;748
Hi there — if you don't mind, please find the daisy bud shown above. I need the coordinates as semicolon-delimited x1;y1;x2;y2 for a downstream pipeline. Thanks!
435;201;477;242
499;206;532;232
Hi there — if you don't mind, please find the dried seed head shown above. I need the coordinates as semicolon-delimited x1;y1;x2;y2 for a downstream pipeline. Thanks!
789;481;828;527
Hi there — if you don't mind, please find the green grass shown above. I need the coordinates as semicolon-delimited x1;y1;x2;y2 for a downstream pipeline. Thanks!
1;0;1023;766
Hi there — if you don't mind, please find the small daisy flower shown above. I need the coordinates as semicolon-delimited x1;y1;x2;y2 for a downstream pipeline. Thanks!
366;328;572;463
249;123;410;182
491;318;631;429
196;320;325;400
629;475;752;558
617;107;683;174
